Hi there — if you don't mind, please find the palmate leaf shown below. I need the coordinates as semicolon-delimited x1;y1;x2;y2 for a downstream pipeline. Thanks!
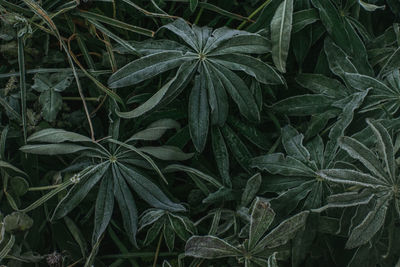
318;120;399;248
185;201;307;265
109;18;283;151
252;96;364;217
19;127;187;248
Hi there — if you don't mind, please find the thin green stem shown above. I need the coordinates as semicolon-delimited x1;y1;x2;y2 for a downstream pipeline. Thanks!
237;0;272;30
28;184;62;191
63;97;101;101
152;233;163;267
194;7;204;24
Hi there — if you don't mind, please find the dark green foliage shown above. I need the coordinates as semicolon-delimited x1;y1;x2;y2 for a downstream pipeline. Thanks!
1;0;400;266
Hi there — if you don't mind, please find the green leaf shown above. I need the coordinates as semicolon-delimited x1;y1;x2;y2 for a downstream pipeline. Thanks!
4;212;33;232
251;153;315;177
282;125;311;164
210;54;284;85
168;214;196;240
324;38;358;78
273;94;334;116
221;124;253;172
139;209;166;230
203;61;228;126
346;196;389;249
254;211;309;251
139;146;194;161
379;47;400;77
118;163;186;212
204;28;259;53
270;0;294;73
311;0;350;51
292;9;319;33
212;63;260;122
78;10;154;37
143;220;163;245
0;160;27;176
116;61;198;118
318;169;387;188
92;173;114;245
39;89;62;122
160;18;199;51
270;180;314;216
164;222;176;252
20;144;90;155
366;119;396;182
10;176;29;196
52;163;109;220
164;164;222;188
189;74;209;152
127;119;180;142
112;164;138;247
108;51;194;88
267;253;279;267
315;190;375;212
227;117;271;150
249;198;275;250
208;34;271;55
211;127;230;187
338;136;388;182
344;73;395;94
185;235;241;259
296;73;349;98
358;0;385;12
64;216;87;257
114;39;189;55
324;90;368;165
31;73;72;93
241;173;262;207
27;128;92;143
189;0;198;11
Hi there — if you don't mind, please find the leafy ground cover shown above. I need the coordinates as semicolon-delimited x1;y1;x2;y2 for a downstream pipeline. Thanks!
1;0;400;266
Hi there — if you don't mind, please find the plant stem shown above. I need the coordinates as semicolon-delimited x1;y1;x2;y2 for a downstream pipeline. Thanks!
237;0;272;30
28;184;63;191
99;252;179;259
194;7;204;24
153;233;163;267
63;97;101;101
